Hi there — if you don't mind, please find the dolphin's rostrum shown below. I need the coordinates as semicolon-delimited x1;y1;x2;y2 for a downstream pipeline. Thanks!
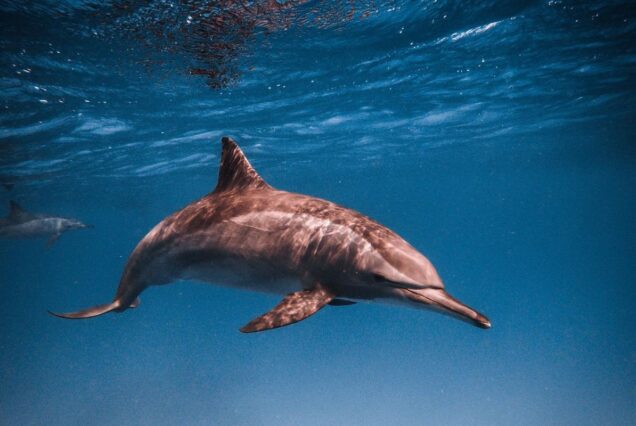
51;137;491;331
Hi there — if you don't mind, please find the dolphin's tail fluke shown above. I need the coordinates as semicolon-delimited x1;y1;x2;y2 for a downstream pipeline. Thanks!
49;301;120;319
405;288;491;329
49;297;140;319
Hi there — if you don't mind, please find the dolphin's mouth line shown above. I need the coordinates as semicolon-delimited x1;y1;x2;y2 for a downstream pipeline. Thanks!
402;288;491;329
394;282;444;290
403;288;437;306
377;274;443;290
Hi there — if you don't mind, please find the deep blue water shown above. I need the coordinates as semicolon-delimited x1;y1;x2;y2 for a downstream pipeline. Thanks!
1;0;635;424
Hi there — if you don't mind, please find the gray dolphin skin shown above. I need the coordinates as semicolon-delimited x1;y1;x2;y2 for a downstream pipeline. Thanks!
51;137;491;332
0;201;91;246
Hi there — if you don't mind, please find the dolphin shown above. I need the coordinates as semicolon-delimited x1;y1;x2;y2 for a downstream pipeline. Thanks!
50;137;490;331
0;201;91;246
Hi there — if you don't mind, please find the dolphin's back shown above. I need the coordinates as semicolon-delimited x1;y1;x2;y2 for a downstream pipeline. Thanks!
152;189;373;272
140;187;416;291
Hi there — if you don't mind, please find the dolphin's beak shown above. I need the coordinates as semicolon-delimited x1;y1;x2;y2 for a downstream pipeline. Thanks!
403;288;491;329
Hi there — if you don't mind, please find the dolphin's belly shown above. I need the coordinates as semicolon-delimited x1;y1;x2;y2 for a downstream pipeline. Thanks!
0;221;53;238
179;254;302;295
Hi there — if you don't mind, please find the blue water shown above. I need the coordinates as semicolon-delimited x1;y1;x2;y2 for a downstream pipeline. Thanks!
1;0;635;424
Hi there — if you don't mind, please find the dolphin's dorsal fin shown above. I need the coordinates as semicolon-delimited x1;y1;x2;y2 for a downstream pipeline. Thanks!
214;137;270;193
8;201;33;222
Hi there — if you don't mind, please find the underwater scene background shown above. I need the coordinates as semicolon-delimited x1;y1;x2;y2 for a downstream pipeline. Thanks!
1;0;635;424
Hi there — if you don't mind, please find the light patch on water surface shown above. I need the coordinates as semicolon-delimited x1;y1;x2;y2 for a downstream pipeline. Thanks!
320;112;372;127
321;115;351;126
133;153;215;177
293;126;323;135
417;110;459;126
450;21;501;42
0;116;75;138
74;118;131;136
415;103;483;126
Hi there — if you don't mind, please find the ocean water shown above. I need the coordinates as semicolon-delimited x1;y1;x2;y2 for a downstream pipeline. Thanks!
1;0;635;424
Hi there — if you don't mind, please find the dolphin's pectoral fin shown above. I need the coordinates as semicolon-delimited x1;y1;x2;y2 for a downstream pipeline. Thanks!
48;300;121;319
129;297;140;309
46;233;61;247
240;284;334;333
328;299;356;306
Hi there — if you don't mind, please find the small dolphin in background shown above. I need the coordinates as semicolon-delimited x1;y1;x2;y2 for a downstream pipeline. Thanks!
51;137;490;332
0;201;91;246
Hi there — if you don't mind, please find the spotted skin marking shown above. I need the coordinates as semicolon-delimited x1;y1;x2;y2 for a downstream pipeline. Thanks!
240;283;334;333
